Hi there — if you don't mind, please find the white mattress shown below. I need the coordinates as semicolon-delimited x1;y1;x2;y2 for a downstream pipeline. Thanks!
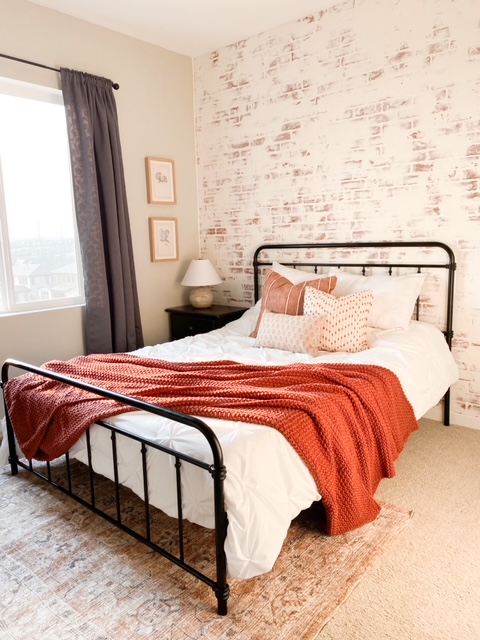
6;304;459;579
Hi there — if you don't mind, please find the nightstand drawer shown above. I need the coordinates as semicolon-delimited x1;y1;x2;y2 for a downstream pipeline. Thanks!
165;304;249;341
170;315;214;340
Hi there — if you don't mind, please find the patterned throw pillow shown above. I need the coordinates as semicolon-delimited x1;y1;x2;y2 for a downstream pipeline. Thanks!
252;269;337;337
304;287;374;353
255;311;325;356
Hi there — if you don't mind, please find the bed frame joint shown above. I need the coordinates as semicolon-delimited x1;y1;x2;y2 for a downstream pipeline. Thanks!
209;464;227;481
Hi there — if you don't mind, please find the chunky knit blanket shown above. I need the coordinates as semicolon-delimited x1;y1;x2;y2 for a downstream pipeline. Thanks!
4;354;418;535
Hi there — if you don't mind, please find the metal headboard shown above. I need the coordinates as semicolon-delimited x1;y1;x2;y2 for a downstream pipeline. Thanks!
253;241;456;425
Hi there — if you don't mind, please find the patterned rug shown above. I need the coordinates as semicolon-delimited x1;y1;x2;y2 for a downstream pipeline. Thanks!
0;463;412;640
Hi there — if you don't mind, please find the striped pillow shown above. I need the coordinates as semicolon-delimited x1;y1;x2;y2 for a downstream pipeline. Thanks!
252;270;337;337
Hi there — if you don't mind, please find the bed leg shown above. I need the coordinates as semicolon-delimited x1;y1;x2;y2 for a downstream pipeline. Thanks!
211;460;229;615
2;367;19;475
444;389;451;426
4;409;19;475
215;585;229;616
8;458;18;475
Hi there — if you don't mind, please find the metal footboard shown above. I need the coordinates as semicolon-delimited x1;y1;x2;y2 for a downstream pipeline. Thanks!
1;358;230;615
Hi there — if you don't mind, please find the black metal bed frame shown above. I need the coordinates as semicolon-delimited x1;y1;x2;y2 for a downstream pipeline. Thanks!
1;240;456;617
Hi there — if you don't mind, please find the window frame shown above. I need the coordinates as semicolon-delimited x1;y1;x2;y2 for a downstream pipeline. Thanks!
0;77;84;316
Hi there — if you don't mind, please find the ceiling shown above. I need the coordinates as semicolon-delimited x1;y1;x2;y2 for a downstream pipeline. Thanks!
27;0;336;58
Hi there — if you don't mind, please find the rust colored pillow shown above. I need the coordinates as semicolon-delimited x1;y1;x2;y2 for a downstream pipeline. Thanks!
252;269;337;337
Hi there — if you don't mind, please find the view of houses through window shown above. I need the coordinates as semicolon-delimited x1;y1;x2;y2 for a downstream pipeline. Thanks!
0;77;84;314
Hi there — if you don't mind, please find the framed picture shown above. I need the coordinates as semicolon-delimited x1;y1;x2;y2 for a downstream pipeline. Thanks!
149;217;178;262
145;157;177;204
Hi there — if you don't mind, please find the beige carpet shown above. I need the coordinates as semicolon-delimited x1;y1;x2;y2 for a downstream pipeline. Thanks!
0;460;411;640
319;417;480;640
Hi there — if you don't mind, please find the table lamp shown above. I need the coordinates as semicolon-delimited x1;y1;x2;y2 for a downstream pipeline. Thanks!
181;258;222;308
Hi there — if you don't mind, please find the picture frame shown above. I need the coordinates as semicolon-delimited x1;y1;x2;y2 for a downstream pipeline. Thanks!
149;217;178;262
145;157;177;204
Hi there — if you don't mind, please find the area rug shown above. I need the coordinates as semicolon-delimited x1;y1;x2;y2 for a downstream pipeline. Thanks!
0;464;412;640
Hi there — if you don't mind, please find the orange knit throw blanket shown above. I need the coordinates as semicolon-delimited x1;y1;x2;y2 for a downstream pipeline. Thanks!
4;354;418;535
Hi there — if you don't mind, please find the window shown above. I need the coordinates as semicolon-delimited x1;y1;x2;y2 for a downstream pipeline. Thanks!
0;77;84;314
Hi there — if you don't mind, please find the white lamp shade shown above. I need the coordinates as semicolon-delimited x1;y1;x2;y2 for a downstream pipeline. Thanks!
181;259;222;287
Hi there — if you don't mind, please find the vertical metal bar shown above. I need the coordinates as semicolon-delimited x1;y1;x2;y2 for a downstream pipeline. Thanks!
175;457;185;562
46;460;52;483
65;451;72;494
414;267;421;320
253;250;260;301
86;428;96;508
445;262;455;350
111;431;122;524
3;405;18;475
141;442;151;542
212;462;229;615
443;255;454;426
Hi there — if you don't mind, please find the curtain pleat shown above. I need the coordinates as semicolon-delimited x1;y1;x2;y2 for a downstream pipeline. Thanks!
60;68;143;354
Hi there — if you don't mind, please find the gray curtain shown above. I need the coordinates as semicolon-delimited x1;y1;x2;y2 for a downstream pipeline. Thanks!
60;68;143;354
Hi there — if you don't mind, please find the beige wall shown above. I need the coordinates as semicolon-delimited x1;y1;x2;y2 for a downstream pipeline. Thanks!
194;0;480;429
0;0;199;378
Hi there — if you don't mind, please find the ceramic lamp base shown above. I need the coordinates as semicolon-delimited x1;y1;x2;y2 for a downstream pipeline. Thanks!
189;287;214;308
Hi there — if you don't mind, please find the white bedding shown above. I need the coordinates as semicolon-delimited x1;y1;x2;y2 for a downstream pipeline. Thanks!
68;304;458;579
3;304;459;579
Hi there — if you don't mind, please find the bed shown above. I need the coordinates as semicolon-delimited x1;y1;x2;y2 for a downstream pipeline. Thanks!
0;241;458;615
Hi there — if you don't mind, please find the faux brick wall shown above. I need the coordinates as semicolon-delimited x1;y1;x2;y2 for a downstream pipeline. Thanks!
193;0;480;429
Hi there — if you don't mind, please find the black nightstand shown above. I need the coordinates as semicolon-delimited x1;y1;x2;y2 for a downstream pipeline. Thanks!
165;304;249;341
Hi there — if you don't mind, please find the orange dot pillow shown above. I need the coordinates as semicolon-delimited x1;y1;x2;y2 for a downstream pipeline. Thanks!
252;269;337;337
303;286;374;353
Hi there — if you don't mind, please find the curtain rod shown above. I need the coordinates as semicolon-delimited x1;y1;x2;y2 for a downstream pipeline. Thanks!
0;53;120;90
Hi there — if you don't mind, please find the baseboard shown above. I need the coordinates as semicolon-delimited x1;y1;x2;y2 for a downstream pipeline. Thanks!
424;406;480;431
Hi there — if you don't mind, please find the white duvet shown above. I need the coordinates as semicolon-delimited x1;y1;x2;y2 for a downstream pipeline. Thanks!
4;304;459;579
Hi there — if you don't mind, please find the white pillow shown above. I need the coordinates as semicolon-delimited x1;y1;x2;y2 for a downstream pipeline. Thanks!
304;287;373;353
328;269;426;330
255;310;324;356
272;261;326;285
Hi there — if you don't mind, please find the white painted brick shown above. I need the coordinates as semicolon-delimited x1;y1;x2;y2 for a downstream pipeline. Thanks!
194;0;480;428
